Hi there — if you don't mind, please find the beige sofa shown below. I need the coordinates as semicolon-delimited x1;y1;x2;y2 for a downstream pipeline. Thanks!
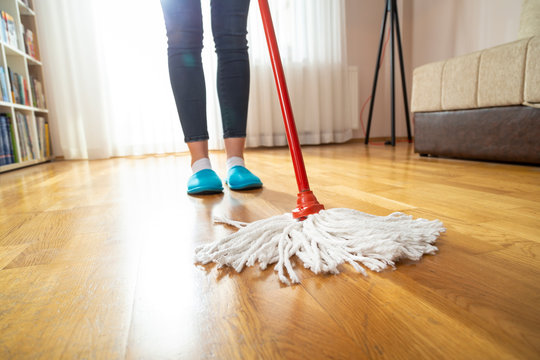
411;0;540;164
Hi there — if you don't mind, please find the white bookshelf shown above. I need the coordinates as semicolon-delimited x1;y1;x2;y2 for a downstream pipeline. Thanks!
0;0;51;173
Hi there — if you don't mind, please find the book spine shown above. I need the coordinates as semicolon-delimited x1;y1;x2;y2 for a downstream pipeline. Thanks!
15;114;22;160
5;13;15;48
19;23;24;52
5;12;10;47
0;67;8;102
17;74;24;105
8;13;16;48
22;113;34;159
8;67;16;103
16;114;26;161
1;115;8;164
41;119;45;158
21;114;29;161
26;29;35;58
4;115;14;164
30;76;37;107
0;115;5;166
1;115;14;164
0;11;7;44
45;123;50;158
35;116;41;158
23;78;29;106
9;115;19;163
37;80;45;108
37;116;43;158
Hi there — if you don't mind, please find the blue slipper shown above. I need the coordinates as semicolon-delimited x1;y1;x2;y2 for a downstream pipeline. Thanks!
187;169;223;195
226;166;263;190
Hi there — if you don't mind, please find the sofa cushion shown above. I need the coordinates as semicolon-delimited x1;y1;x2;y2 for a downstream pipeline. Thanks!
441;51;481;110
525;36;540;106
477;38;529;107
519;0;540;38
411;61;444;112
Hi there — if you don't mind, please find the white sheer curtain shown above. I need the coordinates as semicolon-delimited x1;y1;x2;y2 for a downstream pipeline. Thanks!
35;0;352;159
246;0;352;147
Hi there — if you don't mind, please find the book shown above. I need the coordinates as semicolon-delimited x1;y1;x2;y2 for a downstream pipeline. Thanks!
19;23;24;52
36;116;42;158
0;67;8;102
6;69;34;105
9;114;19;163
25;29;36;58
44;123;50;157
4;12;17;48
30;75;37;107
6;115;14;163
0;115;5;165
17;74;24;105
0;114;14;164
15;112;35;161
22;113;34;159
23;77;30;106
37;80;45;108
31;77;46;108
0;11;7;44
35;116;41;158
15;113;25;160
8;67;17;103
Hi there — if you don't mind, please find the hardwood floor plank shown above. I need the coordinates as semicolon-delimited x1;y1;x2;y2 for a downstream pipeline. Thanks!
0;143;539;359
302;272;523;359
0;261;138;359
0;244;30;270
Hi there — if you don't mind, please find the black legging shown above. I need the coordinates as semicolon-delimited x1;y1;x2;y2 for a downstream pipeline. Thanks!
160;0;251;142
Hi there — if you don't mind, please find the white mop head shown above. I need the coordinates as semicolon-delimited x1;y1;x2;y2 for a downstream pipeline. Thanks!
195;208;445;285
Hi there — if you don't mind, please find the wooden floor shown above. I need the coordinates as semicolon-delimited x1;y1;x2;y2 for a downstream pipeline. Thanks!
1;142;539;359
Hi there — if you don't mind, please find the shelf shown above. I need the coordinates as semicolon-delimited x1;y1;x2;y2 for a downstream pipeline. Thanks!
0;157;52;173
3;41;26;57
17;0;34;16
0;101;47;112
12;103;36;111
26;55;41;66
0;0;52;174
3;41;41;65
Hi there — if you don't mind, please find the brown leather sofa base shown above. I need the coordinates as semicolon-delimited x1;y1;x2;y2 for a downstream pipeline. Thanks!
414;106;540;164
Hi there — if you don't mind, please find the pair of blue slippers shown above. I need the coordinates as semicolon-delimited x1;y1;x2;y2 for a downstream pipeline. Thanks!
187;166;263;195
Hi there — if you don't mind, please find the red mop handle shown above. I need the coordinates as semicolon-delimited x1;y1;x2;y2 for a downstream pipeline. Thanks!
258;0;324;218
258;0;309;192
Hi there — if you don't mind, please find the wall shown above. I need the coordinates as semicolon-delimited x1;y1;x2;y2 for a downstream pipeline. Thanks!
346;0;523;140
346;0;412;140
410;0;522;67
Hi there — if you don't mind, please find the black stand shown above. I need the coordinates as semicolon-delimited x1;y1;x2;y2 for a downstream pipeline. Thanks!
364;0;412;146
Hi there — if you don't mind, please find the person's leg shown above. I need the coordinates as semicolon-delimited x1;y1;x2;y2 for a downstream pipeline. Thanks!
187;140;209;166
161;0;222;194
211;0;261;190
223;137;245;159
210;0;251;144
160;0;210;164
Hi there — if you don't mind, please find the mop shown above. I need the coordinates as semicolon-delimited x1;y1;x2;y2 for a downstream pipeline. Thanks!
195;0;445;285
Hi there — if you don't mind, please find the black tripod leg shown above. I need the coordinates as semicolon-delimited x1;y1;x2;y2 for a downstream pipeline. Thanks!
393;0;412;142
365;0;390;145
390;0;396;146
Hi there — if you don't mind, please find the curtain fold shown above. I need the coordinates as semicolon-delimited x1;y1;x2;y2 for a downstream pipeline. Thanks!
35;0;353;160
246;0;353;147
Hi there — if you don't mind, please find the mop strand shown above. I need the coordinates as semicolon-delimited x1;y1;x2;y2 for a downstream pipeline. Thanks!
194;0;445;285
194;208;445;285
